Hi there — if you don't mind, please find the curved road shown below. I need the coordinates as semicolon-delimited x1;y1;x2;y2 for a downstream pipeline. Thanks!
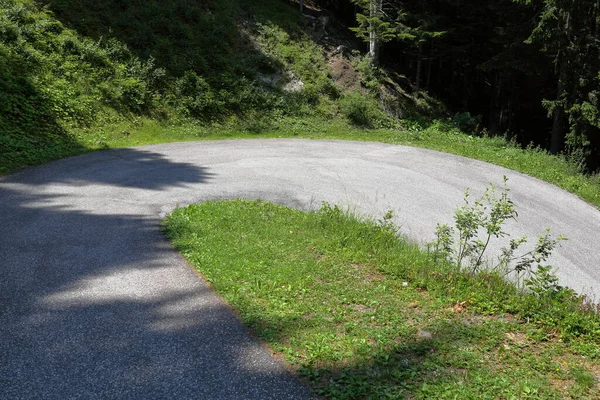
1;139;599;398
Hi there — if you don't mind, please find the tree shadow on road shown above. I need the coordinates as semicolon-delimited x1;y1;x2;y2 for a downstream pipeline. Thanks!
0;150;312;399
2;147;215;190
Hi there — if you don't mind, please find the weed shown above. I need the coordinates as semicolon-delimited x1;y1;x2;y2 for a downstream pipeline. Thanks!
431;177;567;295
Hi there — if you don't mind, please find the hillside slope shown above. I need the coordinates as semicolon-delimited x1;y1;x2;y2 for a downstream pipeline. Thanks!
2;0;428;173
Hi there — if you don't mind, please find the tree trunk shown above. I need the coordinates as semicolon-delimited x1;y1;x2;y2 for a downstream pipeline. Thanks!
416;42;423;91
594;0;599;63
507;74;515;130
551;69;566;153
369;0;376;60
551;12;571;154
300;0;303;14
438;58;442;88
368;0;382;64
489;73;500;134
426;45;433;90
463;78;468;109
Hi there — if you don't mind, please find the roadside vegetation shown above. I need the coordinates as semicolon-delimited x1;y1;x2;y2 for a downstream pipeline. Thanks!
165;199;600;399
4;0;600;396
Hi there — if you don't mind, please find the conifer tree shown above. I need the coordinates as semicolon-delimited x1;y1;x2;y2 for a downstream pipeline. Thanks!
351;0;395;64
518;0;600;156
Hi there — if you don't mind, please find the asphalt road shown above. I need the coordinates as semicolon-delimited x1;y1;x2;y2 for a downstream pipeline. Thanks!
1;139;599;398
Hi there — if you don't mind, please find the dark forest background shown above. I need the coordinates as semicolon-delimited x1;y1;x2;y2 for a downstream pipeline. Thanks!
318;0;600;170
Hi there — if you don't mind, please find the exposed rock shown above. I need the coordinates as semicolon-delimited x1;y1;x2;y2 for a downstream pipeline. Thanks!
257;72;282;86
257;71;304;93
283;77;305;92
329;55;359;92
332;45;349;56
417;330;433;340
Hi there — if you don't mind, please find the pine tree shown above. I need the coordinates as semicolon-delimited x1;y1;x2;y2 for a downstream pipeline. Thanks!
393;5;445;91
520;0;600;156
351;0;395;64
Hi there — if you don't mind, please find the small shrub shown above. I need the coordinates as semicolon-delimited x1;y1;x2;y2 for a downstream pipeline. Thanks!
171;71;223;120
353;54;381;94
430;177;566;295
339;91;381;128
240;111;278;133
452;111;481;133
315;76;341;100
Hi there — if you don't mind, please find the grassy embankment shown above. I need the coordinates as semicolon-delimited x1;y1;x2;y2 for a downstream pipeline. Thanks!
1;0;599;208
165;200;600;399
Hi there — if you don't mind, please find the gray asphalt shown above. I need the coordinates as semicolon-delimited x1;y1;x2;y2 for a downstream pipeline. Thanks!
1;139;599;399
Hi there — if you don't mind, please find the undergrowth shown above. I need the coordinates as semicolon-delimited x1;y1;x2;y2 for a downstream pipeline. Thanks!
0;0;343;171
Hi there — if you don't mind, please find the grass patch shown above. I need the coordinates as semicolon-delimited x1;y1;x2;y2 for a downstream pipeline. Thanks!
164;200;600;399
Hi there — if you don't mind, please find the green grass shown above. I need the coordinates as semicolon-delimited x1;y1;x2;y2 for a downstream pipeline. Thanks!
164;200;600;400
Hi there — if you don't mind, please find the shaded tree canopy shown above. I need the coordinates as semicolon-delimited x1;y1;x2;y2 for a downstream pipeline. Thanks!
321;0;600;170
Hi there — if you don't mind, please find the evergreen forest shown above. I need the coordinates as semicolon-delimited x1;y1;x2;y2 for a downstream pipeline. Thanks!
330;0;600;170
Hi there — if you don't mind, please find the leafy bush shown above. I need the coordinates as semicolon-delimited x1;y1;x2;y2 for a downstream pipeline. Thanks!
430;177;566;295
452;111;481;133
353;54;382;94
339;91;388;128
240;110;280;134
171;72;221;119
0;54;84;172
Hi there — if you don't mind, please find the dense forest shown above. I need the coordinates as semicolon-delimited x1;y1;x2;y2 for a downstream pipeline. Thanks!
319;0;600;170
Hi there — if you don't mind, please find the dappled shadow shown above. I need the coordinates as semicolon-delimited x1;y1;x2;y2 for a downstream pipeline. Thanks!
0;47;86;174
309;321;499;398
40;0;285;77
0;153;313;399
242;309;532;398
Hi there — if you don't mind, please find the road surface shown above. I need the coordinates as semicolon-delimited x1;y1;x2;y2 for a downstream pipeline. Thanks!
1;139;599;398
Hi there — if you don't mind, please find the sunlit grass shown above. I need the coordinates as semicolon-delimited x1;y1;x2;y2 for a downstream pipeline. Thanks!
164;200;600;399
